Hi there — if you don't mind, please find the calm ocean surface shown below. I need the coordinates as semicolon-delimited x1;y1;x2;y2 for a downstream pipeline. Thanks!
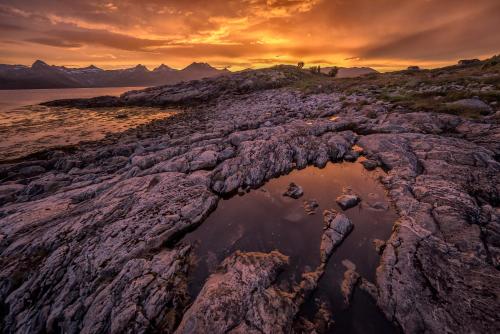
0;87;182;161
0;86;144;113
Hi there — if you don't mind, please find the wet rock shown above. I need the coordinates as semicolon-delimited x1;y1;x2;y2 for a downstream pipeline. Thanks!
373;239;386;254
340;259;360;305
43;95;121;108
294;302;333;333
283;182;304;199
359;278;379;300
310;302;334;333
361;159;378;170
336;194;360;210
320;210;353;262
303;199;319;215
365;201;389;211
343;150;359;162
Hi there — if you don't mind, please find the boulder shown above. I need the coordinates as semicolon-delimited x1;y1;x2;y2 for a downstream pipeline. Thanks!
320;210;353;262
283;182;304;199
303;199;319;215
361;159;378;170
175;251;322;334
336;194;360;210
340;259;360;305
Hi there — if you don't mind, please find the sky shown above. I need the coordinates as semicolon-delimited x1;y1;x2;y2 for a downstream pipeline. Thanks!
0;0;499;71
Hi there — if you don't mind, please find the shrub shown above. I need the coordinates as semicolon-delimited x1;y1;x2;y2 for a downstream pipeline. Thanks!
297;61;304;69
327;67;338;77
309;65;321;74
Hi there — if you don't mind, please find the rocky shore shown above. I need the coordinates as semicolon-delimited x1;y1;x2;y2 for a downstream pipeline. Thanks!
0;61;499;333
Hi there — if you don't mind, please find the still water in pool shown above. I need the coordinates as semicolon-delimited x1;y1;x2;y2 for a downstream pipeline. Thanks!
183;162;400;333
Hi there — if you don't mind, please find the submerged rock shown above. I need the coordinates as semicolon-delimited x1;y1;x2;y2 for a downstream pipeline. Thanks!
320;210;353;262
359;278;379;301
361;159;378;170
303;199;319;215
336;194;360;210
340;259;360;305
283;182;304;199
294;302;333;333
366;201;389;211
373;238;386;254
343;150;359;162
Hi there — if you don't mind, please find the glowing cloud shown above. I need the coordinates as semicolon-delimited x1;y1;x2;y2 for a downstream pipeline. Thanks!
0;0;498;70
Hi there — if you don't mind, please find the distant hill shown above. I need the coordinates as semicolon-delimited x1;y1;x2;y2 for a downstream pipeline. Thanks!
0;60;230;89
321;66;378;78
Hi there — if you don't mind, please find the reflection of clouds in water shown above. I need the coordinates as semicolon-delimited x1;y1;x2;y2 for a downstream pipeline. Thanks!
205;251;218;273
184;162;399;326
228;223;244;249
0;105;177;160
284;211;304;223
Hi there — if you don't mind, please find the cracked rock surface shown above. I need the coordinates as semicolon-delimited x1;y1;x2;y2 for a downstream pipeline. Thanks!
320;210;354;263
1;65;499;333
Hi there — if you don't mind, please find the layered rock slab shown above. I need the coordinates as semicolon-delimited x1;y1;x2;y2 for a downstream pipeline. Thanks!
0;172;217;333
320;210;354;263
175;251;321;334
359;133;500;333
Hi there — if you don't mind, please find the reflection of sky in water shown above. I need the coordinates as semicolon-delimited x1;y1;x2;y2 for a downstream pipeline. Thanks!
183;162;400;333
0;87;144;113
0;104;177;161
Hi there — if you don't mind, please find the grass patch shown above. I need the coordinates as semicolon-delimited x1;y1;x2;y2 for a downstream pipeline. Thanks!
291;73;336;93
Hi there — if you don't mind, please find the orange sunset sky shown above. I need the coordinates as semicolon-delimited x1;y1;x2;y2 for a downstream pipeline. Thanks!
0;0;499;71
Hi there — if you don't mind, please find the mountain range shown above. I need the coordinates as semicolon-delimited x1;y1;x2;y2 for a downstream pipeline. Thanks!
0;60;379;89
0;60;230;89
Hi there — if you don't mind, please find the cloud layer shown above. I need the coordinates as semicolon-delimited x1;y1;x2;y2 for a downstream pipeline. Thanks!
0;0;499;70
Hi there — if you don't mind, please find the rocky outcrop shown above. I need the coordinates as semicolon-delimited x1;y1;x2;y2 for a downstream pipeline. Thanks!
283;182;304;199
359;133;500;333
43;66;311;108
320;210;353;263
303;199;319;215
340;260;360;305
175;251;322;334
1;64;499;333
0;171;218;333
336;194;360;210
